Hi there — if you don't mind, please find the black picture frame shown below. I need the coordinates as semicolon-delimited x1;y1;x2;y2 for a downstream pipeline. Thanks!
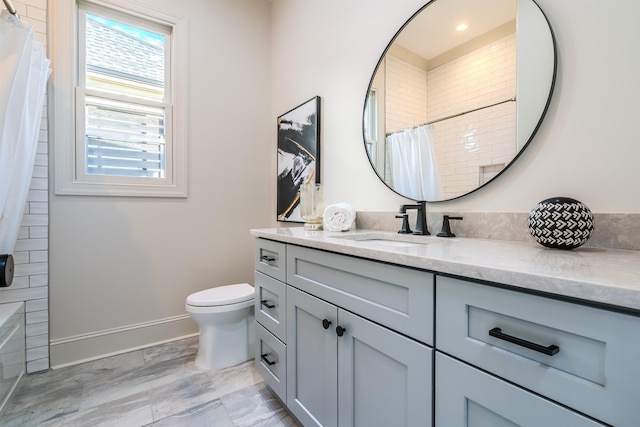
276;96;321;222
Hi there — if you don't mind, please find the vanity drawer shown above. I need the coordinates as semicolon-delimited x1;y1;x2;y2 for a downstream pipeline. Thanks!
435;353;605;427
254;271;286;342
436;275;640;427
255;322;286;403
255;239;286;282
287;245;434;345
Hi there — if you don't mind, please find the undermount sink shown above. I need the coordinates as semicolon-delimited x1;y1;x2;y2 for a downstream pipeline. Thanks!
330;232;438;247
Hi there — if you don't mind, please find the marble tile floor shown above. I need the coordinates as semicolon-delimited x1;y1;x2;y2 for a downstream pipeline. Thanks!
1;336;299;427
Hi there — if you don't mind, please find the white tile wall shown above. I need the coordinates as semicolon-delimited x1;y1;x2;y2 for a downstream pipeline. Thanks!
385;55;428;133
0;0;49;373
385;33;517;200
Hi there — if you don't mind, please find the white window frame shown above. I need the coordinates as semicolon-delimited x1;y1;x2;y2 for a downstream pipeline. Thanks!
52;0;188;197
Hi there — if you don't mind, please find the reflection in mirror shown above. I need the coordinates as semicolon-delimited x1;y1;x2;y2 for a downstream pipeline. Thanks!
364;0;555;202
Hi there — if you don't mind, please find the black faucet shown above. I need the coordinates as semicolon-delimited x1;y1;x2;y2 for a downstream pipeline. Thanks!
398;201;429;235
437;215;463;238
395;205;412;234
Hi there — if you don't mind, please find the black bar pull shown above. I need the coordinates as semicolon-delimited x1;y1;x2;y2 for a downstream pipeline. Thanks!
261;354;276;366
322;319;332;330
261;254;276;262
336;326;346;337
489;327;559;356
261;300;275;309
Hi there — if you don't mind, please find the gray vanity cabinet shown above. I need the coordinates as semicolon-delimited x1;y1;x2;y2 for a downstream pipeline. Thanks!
435;353;604;427
436;275;640;426
287;285;433;427
254;240;287;403
285;286;337;427
261;242;434;427
253;231;640;426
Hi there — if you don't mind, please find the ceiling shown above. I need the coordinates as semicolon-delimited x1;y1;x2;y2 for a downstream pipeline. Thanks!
395;0;517;60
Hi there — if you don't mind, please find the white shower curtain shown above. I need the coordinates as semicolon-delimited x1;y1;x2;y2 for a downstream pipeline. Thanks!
0;10;51;254
386;124;443;201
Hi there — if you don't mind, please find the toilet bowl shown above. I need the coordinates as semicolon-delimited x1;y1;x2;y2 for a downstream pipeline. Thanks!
185;283;255;370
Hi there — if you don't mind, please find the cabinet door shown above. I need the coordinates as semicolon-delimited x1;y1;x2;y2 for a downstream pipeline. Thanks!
435;353;605;427
287;286;338;427
338;309;433;427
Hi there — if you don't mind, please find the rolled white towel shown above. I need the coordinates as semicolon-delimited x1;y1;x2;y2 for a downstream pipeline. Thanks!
322;203;356;232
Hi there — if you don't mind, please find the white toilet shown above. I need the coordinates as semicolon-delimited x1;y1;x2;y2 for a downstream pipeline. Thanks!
185;283;255;370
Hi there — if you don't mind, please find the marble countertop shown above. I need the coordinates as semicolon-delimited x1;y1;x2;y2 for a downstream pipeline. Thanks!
250;227;640;314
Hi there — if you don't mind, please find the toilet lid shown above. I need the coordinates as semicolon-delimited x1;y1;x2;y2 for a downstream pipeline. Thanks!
187;283;254;307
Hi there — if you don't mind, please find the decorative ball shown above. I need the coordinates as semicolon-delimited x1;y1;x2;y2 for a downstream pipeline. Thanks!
528;197;594;250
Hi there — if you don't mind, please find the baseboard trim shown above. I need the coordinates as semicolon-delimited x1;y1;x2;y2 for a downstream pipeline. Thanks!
50;314;198;369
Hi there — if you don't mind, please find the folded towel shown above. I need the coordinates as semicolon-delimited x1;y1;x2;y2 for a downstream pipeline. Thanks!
323;203;356;232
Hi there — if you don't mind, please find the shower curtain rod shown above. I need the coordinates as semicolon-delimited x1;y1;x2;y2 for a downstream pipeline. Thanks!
3;0;18;17
386;97;516;136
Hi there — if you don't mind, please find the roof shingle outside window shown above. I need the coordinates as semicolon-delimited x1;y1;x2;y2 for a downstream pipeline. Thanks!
86;17;164;88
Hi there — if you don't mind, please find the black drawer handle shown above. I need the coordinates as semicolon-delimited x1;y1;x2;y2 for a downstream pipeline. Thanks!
261;300;275;309
261;353;276;366
322;319;332;329
261;255;276;262
489;327;559;356
336;326;346;337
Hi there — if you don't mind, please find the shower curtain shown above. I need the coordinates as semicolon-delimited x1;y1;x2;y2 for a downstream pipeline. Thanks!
0;10;51;254
386;124;443;201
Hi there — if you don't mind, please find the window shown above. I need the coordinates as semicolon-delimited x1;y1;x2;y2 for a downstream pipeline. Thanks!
53;0;187;197
364;89;378;162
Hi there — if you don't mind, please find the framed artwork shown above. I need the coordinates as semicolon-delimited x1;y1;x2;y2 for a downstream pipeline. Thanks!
277;96;321;222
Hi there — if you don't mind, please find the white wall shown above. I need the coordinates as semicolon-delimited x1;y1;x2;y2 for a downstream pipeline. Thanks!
270;0;640;214
49;0;272;367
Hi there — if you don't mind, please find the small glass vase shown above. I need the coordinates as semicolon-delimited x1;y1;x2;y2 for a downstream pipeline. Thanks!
299;183;325;231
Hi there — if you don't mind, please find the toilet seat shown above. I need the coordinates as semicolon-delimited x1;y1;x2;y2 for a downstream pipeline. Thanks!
187;283;254;307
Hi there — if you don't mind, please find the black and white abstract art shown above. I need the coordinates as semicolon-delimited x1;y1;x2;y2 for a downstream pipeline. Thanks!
277;96;321;222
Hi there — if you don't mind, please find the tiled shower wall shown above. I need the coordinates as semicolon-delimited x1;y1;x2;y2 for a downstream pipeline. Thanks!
0;0;49;373
384;32;517;199
428;33;517;199
385;54;428;133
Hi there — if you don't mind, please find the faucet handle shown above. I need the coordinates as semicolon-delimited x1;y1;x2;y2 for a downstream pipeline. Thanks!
437;215;463;238
395;213;412;234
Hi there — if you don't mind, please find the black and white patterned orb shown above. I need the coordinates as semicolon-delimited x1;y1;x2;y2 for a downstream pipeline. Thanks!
528;197;594;250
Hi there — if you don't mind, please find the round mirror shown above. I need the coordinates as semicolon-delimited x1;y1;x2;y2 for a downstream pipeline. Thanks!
363;0;556;201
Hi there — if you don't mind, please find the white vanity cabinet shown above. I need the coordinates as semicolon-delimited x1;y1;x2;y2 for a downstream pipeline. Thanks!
436;275;640;427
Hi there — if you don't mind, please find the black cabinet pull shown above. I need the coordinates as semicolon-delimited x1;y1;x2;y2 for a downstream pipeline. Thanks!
261;255;276;262
261;354;276;366
261;300;275;309
489;327;559;356
322;319;332;330
336;326;346;337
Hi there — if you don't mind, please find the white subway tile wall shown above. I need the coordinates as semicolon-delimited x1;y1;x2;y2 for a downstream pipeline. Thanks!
386;33;517;200
0;0;49;373
385;55;428;133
